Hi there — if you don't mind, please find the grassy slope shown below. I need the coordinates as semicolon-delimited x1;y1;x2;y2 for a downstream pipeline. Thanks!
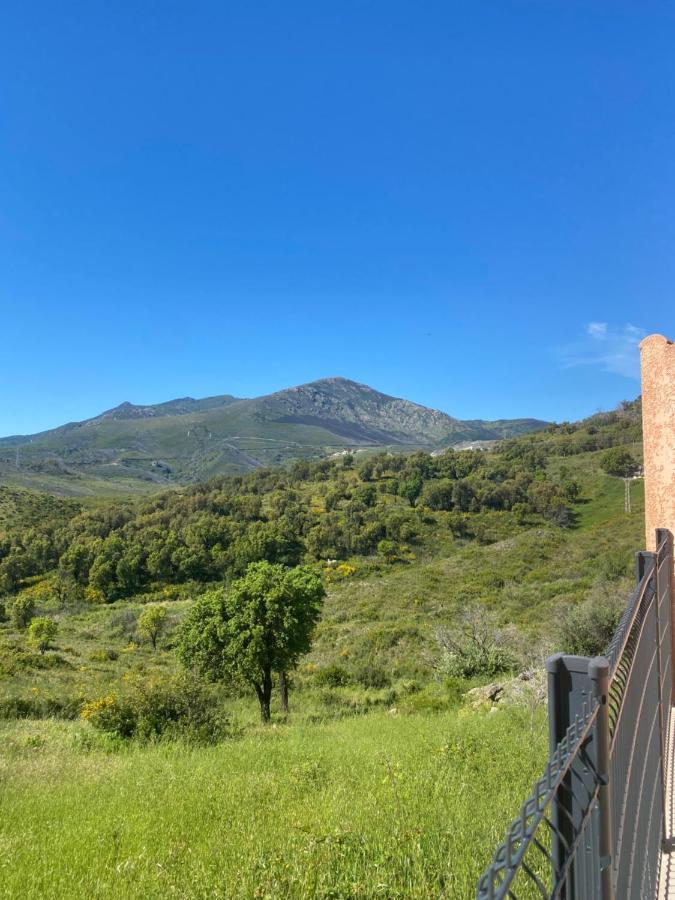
0;446;645;714
0;433;646;897
0;709;546;899
0;485;81;530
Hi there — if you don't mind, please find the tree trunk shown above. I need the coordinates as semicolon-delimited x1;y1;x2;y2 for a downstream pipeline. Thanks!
279;670;289;714
255;668;273;723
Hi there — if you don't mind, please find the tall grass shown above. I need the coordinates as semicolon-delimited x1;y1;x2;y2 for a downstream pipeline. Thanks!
0;707;545;898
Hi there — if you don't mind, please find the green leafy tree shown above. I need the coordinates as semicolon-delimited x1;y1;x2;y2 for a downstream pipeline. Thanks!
421;479;455;511
377;539;398;563
451;480;475;512
599;448;639;478
138;604;168;650
27;617;58;654
398;474;423;507
178;562;325;722
10;594;35;630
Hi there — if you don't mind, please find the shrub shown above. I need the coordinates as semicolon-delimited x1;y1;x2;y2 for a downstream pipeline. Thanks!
0;600;6;623
421;479;455;511
442;640;513;679
0;643;72;676
377;540;398;563
27;617;58;654
10;594;35;630
81;674;230;744
89;648;119;662
324;563;356;584
437;606;516;679
599;551;630;582
314;664;351;687
560;585;625;657
0;693;81;720
353;662;391;689
109;608;138;639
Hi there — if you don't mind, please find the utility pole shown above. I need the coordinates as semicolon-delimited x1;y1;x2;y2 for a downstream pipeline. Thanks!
624;478;631;514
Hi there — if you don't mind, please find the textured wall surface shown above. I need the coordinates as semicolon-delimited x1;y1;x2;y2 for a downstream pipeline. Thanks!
640;334;675;550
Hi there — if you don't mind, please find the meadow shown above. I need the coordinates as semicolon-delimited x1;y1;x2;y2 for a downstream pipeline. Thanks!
0;707;546;899
0;402;647;897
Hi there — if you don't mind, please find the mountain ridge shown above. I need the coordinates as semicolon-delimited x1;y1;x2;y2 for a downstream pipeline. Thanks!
0;377;549;496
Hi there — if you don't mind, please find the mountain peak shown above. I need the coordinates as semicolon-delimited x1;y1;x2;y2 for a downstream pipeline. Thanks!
0;378;549;495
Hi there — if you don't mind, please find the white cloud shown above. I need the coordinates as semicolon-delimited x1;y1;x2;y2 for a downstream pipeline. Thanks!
587;322;608;339
558;323;646;379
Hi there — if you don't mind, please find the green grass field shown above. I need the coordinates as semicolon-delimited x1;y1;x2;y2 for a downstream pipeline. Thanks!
0;707;546;899
0;405;648;897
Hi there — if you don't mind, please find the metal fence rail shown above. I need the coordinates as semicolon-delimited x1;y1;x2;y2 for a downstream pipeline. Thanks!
477;529;673;900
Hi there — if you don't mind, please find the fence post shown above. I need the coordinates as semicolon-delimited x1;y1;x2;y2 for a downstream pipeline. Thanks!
546;653;597;896
589;657;614;900
546;653;567;889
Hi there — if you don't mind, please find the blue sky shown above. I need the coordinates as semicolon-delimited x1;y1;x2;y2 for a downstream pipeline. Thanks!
1;1;673;435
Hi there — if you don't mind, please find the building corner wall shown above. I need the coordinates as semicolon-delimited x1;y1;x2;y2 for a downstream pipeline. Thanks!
640;334;675;552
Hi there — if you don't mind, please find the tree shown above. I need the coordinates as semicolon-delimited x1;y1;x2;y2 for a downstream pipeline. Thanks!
398;474;423;507
599;448;639;478
377;539;398;563
452;480;475;512
561;479;581;502
10;594;35;630
279;670;290;714
27;617;58;654
178;562;325;722
138;604;168;650
421;479;455;511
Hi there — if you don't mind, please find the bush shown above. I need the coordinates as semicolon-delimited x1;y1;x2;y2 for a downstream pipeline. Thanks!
377;540;398;564
89;648;119;662
353;662;391;689
437;606;516;679
81;674;231;744
421;479;455;511
10;594;35;630
560;585;625;657
0;693;81;720
27;617;58;654
599;551;630;582
442;641;513;679
314;664;351;687
109;608;138;639
0;643;73;676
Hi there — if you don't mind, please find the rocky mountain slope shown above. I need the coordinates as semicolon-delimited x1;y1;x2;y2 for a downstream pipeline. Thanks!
0;378;547;495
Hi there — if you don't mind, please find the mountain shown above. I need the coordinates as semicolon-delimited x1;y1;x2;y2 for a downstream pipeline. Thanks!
0;378;548;496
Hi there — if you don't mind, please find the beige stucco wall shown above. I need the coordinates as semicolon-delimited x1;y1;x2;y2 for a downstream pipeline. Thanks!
640;333;675;550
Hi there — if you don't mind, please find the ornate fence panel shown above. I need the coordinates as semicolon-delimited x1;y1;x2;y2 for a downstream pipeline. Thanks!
476;530;673;900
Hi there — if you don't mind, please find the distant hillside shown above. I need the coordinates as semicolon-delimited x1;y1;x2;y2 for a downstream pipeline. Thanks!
0;377;548;496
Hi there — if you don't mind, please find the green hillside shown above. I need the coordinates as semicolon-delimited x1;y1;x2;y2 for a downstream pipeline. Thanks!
0;378;547;496
0;399;644;897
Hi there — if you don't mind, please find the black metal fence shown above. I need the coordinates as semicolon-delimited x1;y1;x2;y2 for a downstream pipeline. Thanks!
476;528;673;900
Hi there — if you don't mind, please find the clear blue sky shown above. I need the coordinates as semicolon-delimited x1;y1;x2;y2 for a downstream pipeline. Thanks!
1;1;673;436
